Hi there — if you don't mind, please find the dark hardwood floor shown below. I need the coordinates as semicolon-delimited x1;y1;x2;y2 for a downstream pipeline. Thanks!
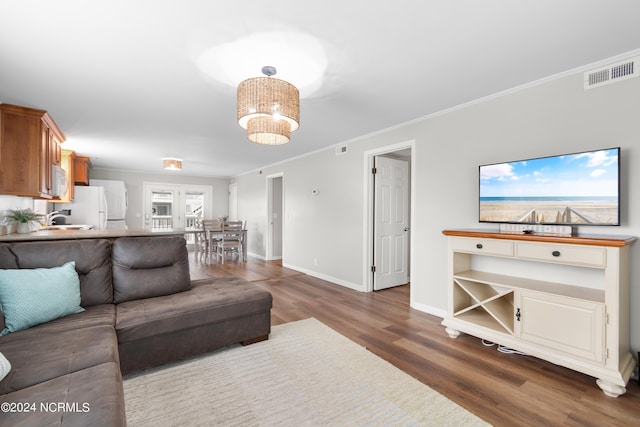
189;254;640;426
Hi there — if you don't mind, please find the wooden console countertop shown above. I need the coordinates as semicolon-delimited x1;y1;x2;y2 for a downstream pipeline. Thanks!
442;229;637;247
0;228;188;242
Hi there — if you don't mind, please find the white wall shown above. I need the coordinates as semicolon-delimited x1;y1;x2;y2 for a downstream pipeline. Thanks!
234;60;640;352
408;71;638;315
90;169;230;228
0;196;34;212
236;146;367;287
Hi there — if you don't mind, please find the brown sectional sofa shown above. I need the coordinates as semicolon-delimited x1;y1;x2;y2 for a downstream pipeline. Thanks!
0;236;272;426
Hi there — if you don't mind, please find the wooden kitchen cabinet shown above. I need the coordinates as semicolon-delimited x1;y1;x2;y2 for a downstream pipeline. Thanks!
49;129;62;166
73;155;91;185
0;103;66;199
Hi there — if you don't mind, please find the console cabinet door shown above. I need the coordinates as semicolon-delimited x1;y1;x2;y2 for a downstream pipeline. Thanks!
515;290;605;363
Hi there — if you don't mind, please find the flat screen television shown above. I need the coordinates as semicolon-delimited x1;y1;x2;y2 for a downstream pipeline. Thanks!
479;147;620;226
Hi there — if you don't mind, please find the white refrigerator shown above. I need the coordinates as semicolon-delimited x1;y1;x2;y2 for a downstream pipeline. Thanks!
90;179;128;229
56;186;108;230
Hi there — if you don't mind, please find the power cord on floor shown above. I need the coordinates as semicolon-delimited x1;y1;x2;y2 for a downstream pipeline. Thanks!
482;339;529;356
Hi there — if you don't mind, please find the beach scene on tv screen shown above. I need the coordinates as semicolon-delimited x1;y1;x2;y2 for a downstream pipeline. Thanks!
479;148;619;225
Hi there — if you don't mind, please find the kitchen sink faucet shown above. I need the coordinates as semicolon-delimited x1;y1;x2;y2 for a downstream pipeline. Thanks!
45;211;68;226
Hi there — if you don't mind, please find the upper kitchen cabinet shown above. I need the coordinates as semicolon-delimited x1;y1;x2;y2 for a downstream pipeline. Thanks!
0;103;66;199
73;155;91;185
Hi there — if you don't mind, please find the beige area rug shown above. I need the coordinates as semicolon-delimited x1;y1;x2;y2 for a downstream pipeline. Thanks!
123;318;489;426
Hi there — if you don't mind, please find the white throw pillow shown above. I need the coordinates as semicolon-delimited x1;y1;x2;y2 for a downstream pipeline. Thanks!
0;352;10;381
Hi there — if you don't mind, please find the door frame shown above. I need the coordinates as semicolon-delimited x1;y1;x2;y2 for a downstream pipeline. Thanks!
363;140;415;294
266;172;284;261
228;182;238;221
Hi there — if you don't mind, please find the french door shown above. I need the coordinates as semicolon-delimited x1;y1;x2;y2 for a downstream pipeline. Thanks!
143;182;212;229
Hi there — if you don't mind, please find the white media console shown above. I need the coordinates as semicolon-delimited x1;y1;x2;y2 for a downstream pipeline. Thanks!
441;229;637;397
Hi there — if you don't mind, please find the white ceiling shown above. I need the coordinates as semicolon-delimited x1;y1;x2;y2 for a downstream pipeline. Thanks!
1;1;639;178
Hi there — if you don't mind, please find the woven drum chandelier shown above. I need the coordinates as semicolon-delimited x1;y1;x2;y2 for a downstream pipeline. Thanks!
237;66;300;145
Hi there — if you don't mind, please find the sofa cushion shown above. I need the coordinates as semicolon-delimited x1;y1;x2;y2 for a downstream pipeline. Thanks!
0;362;126;427
0;239;114;307
116;276;272;343
0;262;84;335
0;244;15;269
112;236;190;303
0;325;118;394
2;304;115;338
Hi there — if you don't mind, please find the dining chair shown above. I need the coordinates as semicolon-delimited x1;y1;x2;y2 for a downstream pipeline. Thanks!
192;218;207;259
216;221;243;263
201;219;222;262
225;221;244;250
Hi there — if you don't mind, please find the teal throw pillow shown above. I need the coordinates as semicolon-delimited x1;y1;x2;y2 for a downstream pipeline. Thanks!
0;262;84;335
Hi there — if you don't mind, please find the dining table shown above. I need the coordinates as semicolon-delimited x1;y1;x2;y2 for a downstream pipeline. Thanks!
187;226;247;262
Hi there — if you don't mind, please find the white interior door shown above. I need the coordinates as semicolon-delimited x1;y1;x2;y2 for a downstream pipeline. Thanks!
373;156;409;290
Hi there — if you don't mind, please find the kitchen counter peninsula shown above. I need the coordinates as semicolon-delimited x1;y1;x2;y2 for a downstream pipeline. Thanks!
0;228;188;242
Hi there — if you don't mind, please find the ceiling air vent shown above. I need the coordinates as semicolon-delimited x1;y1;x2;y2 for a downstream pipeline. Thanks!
584;57;639;90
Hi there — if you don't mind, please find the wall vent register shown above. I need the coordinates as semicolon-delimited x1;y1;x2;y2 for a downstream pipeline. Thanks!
335;145;348;156
584;56;639;89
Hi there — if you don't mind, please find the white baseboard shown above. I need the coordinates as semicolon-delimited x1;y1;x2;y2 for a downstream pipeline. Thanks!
282;263;364;292
247;252;265;260
265;260;447;318
248;252;282;261
410;301;446;318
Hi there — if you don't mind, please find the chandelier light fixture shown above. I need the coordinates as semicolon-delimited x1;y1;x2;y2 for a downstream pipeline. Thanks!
162;158;182;171
237;66;300;145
